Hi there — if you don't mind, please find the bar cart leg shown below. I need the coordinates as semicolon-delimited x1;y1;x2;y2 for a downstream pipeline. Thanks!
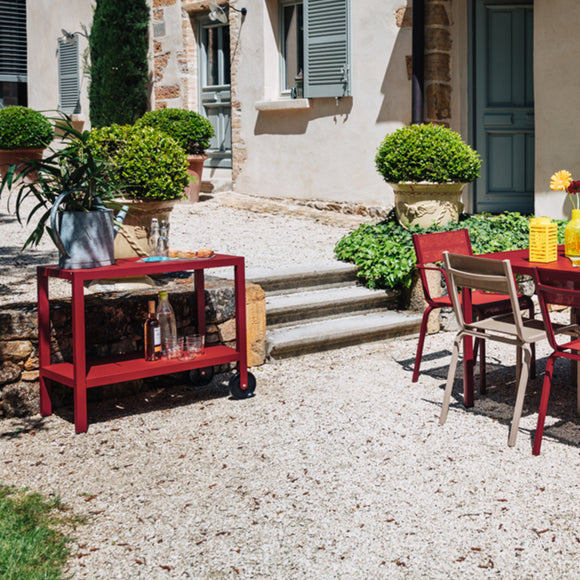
37;269;52;416
228;259;256;399
71;277;88;433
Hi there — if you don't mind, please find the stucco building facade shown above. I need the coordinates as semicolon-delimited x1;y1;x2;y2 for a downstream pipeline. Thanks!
1;1;577;217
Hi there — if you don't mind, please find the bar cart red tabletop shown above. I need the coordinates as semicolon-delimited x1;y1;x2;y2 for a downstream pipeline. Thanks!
37;254;255;433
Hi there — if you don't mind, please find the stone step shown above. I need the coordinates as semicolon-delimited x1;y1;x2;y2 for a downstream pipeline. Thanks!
266;311;423;359
266;285;399;327
246;262;359;294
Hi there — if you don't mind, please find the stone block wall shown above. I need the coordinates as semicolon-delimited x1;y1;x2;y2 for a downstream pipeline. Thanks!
0;278;265;419
397;0;453;126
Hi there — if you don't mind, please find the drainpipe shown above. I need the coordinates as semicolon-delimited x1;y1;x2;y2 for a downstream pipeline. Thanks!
412;0;425;124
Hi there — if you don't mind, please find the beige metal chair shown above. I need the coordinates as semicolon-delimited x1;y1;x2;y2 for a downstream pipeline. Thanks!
439;252;547;447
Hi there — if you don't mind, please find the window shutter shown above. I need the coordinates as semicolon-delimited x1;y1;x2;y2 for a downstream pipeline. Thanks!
58;37;81;114
303;0;350;98
0;0;27;83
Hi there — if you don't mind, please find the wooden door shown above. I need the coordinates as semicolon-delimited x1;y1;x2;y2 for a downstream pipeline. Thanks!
472;0;534;213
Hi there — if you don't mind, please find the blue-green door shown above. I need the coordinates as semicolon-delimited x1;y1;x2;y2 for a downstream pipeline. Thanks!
472;0;534;213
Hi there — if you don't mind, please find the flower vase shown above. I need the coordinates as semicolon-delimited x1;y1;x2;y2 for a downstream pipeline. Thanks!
565;209;580;266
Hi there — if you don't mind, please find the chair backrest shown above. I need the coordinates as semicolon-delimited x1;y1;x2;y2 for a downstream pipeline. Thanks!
533;267;580;349
412;230;473;304
443;251;526;338
412;229;472;266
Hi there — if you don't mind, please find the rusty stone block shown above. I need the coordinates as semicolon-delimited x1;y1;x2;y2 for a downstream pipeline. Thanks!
0;340;32;362
155;85;181;100
2;381;39;417
426;83;451;120
425;53;450;82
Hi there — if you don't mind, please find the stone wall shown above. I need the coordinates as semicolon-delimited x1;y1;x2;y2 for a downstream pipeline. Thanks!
397;0;453;126
0;278;265;419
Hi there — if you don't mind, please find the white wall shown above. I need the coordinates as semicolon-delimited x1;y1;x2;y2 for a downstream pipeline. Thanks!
534;0;580;219
234;1;412;206
26;0;93;124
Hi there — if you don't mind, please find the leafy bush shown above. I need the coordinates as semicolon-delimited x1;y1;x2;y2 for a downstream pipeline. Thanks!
375;123;481;184
335;210;567;290
89;0;149;127
88;124;189;201
0;116;120;249
136;108;215;155
0;106;53;149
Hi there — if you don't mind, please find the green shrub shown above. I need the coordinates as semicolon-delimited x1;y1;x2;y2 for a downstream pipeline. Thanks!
89;0;149;127
375;123;481;184
136;108;215;155
335;210;567;290
88;124;189;201
0;106;53;149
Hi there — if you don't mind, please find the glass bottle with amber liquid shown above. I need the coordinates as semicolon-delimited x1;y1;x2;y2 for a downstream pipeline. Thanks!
144;300;161;361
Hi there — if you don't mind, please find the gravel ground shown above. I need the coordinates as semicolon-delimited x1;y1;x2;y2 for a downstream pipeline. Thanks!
1;193;580;578
0;192;361;305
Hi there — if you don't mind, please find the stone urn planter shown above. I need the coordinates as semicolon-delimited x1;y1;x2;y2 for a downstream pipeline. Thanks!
114;198;178;258
185;154;208;202
390;182;467;229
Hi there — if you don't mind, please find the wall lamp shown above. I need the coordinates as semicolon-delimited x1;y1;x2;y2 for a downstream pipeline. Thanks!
208;1;247;24
60;28;89;43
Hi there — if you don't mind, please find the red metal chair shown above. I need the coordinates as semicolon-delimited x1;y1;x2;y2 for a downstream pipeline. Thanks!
531;267;580;455
412;230;535;385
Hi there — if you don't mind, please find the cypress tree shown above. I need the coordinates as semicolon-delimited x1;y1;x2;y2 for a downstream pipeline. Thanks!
89;0;150;128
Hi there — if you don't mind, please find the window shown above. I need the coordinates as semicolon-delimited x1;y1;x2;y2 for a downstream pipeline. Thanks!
280;1;303;95
279;0;350;99
0;0;27;107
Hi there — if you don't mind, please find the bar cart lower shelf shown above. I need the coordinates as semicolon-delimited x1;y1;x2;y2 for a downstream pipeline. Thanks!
37;254;256;434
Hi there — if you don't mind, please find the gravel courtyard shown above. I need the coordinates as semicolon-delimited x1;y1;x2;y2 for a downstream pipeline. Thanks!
1;193;579;578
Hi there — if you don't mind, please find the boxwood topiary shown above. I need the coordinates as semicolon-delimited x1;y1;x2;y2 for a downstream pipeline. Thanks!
87;124;189;201
135;108;215;155
0;106;53;149
375;123;481;184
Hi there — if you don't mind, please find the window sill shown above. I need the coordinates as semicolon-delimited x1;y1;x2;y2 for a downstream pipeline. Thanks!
255;99;311;112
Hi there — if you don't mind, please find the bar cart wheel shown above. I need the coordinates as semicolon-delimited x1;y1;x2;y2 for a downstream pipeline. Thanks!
189;367;215;386
229;371;256;399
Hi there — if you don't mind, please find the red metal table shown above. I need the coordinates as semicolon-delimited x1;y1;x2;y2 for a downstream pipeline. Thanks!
37;254;250;433
458;245;580;407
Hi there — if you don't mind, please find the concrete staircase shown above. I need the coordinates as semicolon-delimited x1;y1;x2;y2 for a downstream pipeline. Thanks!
246;262;423;359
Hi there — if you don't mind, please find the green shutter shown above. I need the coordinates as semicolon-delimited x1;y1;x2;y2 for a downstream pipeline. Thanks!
304;0;350;98
58;36;80;114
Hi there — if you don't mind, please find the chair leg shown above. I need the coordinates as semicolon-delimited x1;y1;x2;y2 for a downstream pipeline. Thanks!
412;306;436;383
440;333;462;425
532;356;556;456
476;337;486;394
528;303;537;379
508;345;532;447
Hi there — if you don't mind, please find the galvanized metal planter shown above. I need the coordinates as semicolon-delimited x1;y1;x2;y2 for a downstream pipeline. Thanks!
49;190;115;270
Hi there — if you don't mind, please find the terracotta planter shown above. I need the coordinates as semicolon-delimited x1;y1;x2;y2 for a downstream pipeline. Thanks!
0;148;44;181
185;154;208;202
390;182;467;229
113;198;178;258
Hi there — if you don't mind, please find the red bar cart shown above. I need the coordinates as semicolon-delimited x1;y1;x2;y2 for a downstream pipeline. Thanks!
37;254;256;433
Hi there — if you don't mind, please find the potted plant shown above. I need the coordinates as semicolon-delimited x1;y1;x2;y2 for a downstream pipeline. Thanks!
135;108;215;202
0;106;54;180
0;117;119;269
375;123;481;228
87;123;190;257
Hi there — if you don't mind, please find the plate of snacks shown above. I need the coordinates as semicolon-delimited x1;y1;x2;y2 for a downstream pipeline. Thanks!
168;248;215;260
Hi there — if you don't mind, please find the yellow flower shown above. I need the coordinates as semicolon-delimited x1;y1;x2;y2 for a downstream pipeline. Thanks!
550;169;572;191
